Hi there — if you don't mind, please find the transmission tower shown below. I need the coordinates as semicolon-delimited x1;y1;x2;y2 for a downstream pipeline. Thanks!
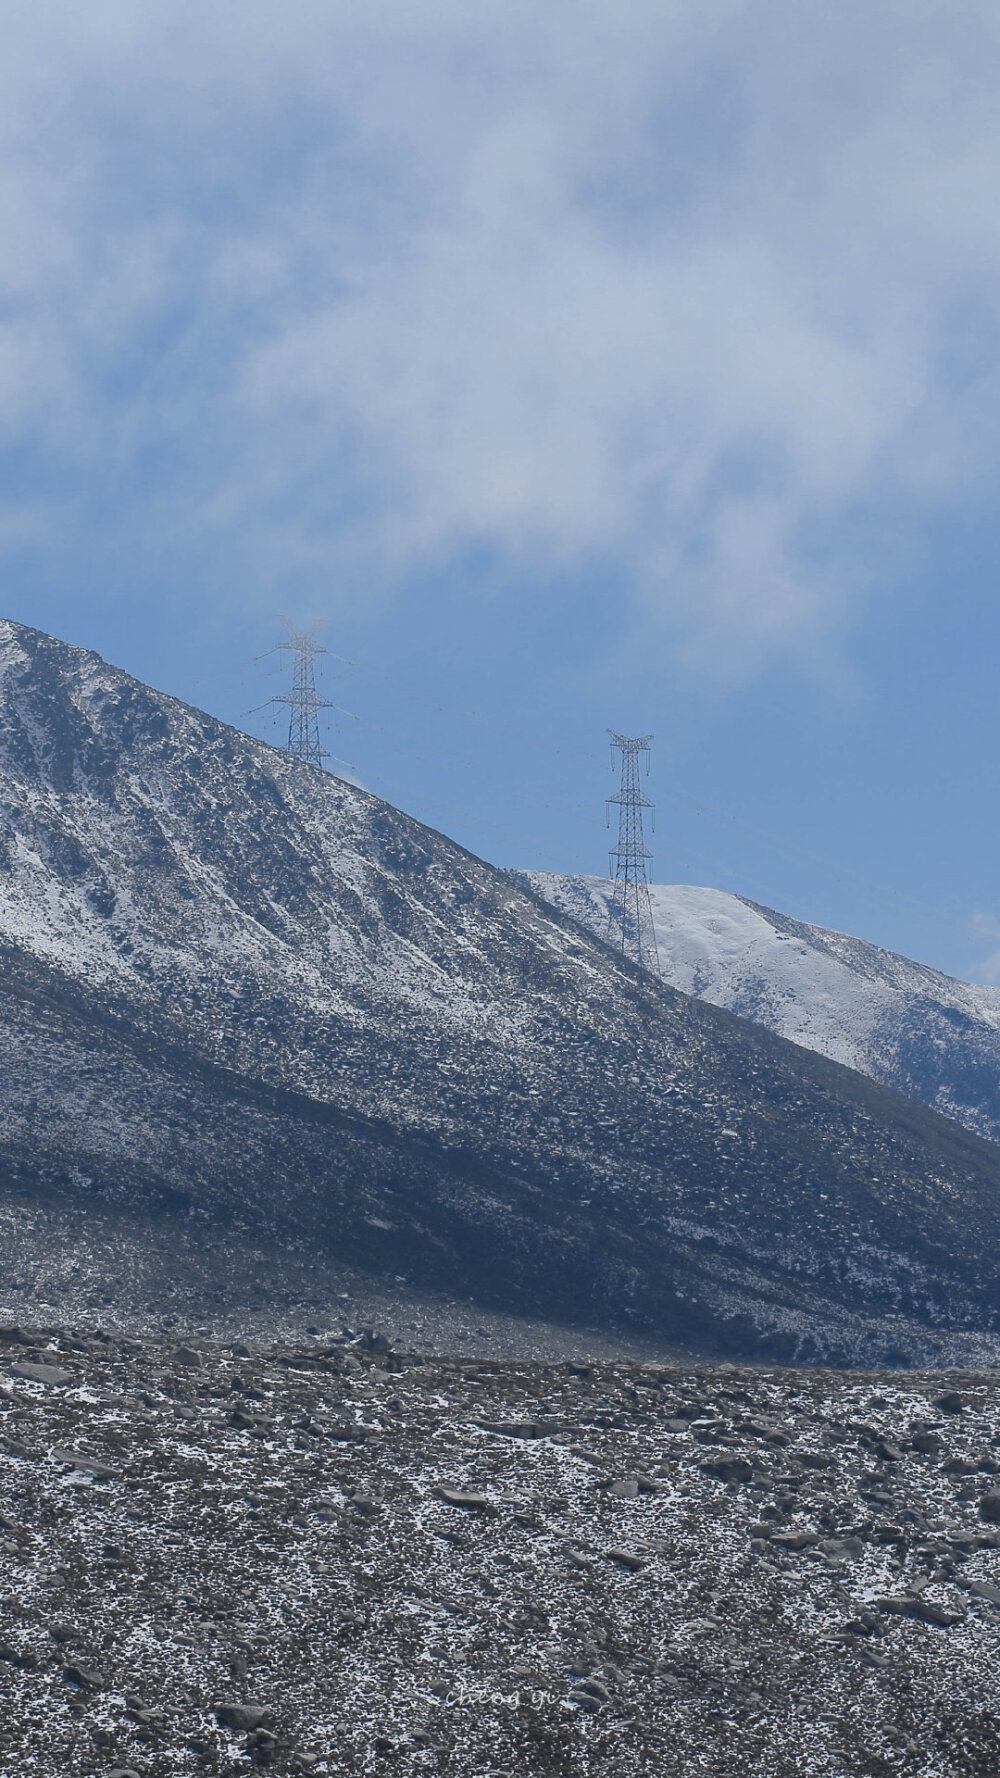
605;730;660;974
263;618;332;768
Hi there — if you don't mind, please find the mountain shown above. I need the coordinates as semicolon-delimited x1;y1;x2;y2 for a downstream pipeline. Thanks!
4;621;1000;1364
521;875;1000;1147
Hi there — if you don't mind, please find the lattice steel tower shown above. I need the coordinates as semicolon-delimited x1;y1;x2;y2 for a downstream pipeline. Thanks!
605;730;660;973
267;618;332;768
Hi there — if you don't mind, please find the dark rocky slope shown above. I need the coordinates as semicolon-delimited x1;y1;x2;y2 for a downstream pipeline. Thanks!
3;620;1000;1362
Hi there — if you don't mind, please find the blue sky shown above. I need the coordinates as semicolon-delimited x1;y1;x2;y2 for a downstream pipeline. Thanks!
4;2;1000;980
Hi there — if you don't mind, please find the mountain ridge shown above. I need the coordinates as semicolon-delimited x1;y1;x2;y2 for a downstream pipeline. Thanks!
3;620;1000;1363
521;873;1000;1146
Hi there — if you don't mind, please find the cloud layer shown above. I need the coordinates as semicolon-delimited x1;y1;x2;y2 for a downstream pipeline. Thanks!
3;2;1000;666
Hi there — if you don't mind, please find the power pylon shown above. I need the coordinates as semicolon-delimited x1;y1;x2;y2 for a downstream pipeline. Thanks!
263;618;332;768
605;730;660;973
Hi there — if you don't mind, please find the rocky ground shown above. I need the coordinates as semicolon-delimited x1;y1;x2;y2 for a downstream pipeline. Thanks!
0;1329;999;1775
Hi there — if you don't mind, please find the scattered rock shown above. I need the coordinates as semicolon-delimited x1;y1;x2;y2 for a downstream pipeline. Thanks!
768;1528;818;1550
876;1597;965;1627
608;1547;646;1571
436;1487;493;1511
410;1728;445;1751
569;1677;611;1709
0;1643;38;1670
606;1476;640;1498
247;1727;279;1766
978;1491;1000;1524
479;1420;543;1440
62;1663;107;1688
10;1363;75;1386
701;1456;754;1485
743;1420;792;1446
634;1472;663;1494
819;1536;865;1560
50;1448;116;1480
909;1430;944;1454
874;1440;904;1463
216;1703;271;1732
873;1523;906;1545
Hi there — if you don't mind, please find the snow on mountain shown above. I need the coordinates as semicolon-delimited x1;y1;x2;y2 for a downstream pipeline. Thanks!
5;621;1000;1364
521;874;1000;1146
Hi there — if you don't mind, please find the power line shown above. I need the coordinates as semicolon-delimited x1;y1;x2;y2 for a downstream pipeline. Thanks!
236;647;969;951
349;703;970;935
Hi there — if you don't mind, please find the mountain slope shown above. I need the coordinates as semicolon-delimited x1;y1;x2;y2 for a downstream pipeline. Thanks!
522;874;1000;1147
4;622;1000;1362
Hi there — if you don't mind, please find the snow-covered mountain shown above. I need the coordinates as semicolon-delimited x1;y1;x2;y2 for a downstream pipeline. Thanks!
521;875;1000;1147
5;621;1000;1363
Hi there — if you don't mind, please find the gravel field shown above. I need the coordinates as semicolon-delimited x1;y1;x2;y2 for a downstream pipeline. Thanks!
1;1327;999;1775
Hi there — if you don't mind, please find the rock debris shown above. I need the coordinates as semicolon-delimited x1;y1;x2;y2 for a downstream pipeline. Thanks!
0;1326;998;1774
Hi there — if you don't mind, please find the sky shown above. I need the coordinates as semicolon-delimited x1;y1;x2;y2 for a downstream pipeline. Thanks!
3;2;1000;979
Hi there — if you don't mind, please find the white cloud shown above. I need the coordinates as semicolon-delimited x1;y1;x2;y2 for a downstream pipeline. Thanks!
2;2;1000;665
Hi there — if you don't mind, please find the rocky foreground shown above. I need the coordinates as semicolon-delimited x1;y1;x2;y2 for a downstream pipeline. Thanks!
1;1330;999;1776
